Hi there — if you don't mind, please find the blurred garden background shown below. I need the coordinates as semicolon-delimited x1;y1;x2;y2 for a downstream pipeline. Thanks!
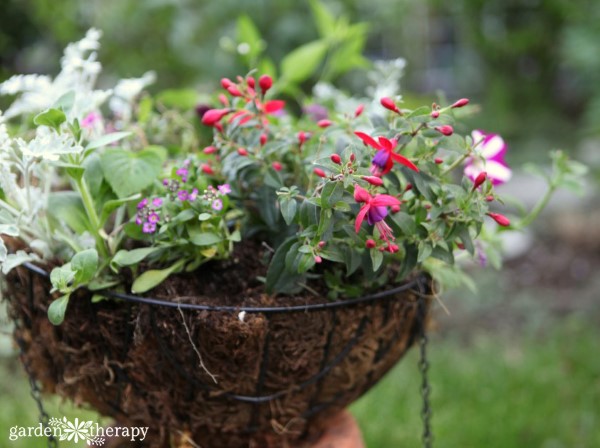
1;0;599;446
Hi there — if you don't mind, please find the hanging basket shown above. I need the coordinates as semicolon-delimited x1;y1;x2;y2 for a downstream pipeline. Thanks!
4;260;431;448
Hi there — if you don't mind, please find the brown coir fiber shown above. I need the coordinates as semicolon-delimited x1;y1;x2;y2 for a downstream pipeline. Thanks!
4;243;429;448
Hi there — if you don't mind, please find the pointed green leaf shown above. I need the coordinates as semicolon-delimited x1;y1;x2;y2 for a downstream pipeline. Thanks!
86;132;131;151
34;108;66;130
281;40;328;83
131;260;184;294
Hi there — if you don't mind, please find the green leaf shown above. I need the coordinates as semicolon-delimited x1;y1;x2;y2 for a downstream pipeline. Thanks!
48;192;90;234
156;89;199;110
111;247;160;268
392;212;416;235
281;40;328;84
397;244;418;280
71;249;98;284
50;263;75;293
33;108;66;130
85;132;131;151
52;91;76;113
48;294;70;326
131;260;184;294
321;181;344;208
320;247;345;263
265;237;298;294
430;246;454;264
370;249;384;271
309;0;337;38
198;213;212;221
99;194;142;226
189;232;222;246
100;148;163;198
280;198;297;225
237;15;263;63
456;225;475;255
171;209;197;224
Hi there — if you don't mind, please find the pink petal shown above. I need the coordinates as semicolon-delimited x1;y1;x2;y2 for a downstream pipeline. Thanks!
354;132;382;150
390;153;419;172
264;100;286;114
480;134;506;159
355;205;370;233
353;184;372;203
371;194;401;207
378;136;394;151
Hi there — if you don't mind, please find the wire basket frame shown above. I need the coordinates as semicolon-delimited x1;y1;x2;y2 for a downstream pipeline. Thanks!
11;262;432;446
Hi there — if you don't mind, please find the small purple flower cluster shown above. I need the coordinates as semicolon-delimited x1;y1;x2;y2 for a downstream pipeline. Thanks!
202;183;231;211
163;160;199;202
136;197;163;234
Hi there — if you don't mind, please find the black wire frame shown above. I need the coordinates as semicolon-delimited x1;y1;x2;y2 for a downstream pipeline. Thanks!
18;261;431;436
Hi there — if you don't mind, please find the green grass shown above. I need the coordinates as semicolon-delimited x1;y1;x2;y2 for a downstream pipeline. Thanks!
351;316;600;448
1;315;598;447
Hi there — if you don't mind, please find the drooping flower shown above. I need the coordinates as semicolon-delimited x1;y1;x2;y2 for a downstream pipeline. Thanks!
465;130;512;186
354;131;419;176
353;184;401;251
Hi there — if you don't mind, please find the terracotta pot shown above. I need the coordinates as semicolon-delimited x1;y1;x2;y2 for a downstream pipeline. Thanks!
4;264;430;448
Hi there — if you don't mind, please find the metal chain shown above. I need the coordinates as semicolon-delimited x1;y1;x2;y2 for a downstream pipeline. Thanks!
12;312;58;448
418;296;433;448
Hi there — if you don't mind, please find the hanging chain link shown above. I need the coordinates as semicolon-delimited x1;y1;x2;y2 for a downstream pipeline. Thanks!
11;290;58;448
418;294;433;448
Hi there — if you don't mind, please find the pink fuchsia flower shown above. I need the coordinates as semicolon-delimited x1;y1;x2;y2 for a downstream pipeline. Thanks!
465;130;512;186
353;184;401;251
354;132;419;176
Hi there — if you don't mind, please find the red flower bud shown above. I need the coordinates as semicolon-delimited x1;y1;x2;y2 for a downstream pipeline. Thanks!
201;108;231;126
317;119;332;128
201;164;214;175
227;86;242;97
259;75;273;95
220;78;233;89
203;146;217;154
314;255;323;264
430;110;440;119
260;133;268;146
472;171;487;190
218;94;229;106
386;244;399;253
405;183;413;191
485;195;494;202
237;147;248;156
362;175;383;186
435;125;454;136
451;98;469;108
366;239;376;249
314;168;327;178
350;153;356;162
272;161;282;171
487;212;510;227
424;204;432;210
354;104;365;118
318;241;326;248
298;131;309;146
391;204;401;213
434;157;443;164
246;77;255;88
331;154;342;165
456;242;465;250
380;97;400;113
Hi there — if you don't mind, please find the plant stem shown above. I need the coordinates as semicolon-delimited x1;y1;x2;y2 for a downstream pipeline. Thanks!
513;184;556;230
75;177;109;259
442;153;470;176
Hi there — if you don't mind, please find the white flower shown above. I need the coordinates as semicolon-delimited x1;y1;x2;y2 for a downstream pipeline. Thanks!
60;418;91;443
109;71;156;124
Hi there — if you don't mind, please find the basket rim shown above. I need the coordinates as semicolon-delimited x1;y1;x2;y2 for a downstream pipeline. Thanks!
22;262;426;314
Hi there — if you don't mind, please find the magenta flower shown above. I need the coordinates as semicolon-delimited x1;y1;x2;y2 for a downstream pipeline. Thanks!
465;130;511;186
212;199;223;211
147;212;160;224
142;222;157;234
354;132;419;176
81;111;101;129
137;198;148;209
152;198;163;207
189;188;199;201
353;184;401;251
218;184;231;195
177;190;189;201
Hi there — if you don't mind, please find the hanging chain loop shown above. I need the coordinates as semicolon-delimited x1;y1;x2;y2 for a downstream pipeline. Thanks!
417;288;433;448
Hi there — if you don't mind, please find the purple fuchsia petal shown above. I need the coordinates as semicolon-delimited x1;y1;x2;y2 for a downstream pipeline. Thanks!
367;206;388;225
372;149;391;168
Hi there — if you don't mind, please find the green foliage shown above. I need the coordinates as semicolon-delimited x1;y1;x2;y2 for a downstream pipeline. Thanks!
100;148;164;198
